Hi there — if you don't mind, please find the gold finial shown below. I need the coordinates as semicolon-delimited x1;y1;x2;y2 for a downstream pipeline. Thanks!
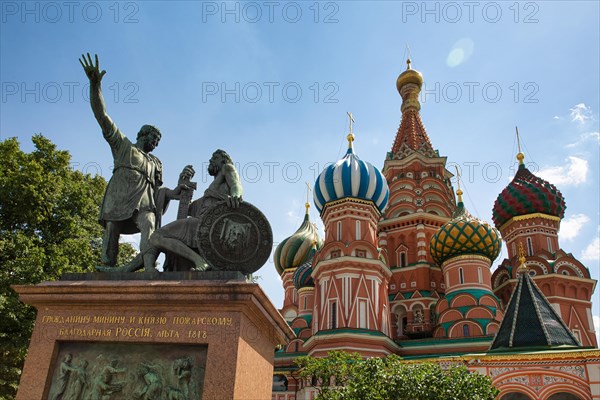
347;112;355;148
517;242;528;272
305;182;312;214
454;165;463;203
516;126;525;165
406;43;412;70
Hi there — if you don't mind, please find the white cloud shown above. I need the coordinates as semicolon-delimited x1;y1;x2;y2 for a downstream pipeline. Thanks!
553;115;560;120
566;131;600;148
537;156;589;186
570;103;593;124
593;315;600;345
581;236;600;260
560;214;590;241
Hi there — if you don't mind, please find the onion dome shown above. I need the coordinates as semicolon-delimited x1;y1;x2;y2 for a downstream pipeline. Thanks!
396;58;423;93
274;203;323;276
430;189;502;265
492;152;566;229
293;259;315;289
314;133;389;214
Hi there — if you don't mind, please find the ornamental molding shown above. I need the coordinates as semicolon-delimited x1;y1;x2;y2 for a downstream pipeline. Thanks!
499;213;561;233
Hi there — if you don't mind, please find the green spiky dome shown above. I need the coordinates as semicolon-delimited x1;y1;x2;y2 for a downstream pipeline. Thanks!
293;259;314;289
430;202;502;266
274;206;323;276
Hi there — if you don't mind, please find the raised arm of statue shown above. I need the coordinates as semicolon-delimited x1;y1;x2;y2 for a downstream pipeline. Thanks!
79;53;114;138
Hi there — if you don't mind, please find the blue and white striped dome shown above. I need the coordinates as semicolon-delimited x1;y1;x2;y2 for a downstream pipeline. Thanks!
314;138;389;214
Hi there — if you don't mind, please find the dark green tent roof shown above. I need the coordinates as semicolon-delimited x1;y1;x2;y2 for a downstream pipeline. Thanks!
490;269;580;350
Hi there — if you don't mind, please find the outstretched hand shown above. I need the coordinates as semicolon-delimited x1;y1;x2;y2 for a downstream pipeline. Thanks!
79;53;106;85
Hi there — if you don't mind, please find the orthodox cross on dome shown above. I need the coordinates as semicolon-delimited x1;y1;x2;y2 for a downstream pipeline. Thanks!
405;43;412;69
347;112;355;147
305;181;312;212
454;165;464;203
516;126;525;165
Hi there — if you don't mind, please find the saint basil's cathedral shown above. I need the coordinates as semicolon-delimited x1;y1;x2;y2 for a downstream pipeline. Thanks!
271;60;599;400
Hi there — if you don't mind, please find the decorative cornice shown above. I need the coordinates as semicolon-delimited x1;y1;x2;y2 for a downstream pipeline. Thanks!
499;213;561;233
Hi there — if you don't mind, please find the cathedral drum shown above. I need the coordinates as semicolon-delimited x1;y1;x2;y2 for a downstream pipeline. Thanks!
196;202;273;274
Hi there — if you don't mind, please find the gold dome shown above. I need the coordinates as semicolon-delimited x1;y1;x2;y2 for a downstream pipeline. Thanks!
396;58;423;93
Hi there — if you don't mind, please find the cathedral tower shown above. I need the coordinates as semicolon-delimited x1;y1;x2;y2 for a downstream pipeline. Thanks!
379;60;457;339
430;181;503;340
491;144;597;347
308;126;396;357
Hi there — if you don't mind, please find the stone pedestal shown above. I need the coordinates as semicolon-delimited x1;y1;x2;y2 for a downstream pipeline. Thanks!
13;272;294;400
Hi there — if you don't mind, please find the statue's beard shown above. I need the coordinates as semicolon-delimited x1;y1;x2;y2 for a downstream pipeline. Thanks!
208;164;220;176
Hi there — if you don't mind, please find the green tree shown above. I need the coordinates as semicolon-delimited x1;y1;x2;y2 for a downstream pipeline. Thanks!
296;351;499;400
0;135;135;399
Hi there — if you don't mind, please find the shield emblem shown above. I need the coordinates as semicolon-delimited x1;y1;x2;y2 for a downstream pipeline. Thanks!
196;202;273;274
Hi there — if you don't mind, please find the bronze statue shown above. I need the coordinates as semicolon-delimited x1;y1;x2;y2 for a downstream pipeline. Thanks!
148;149;243;271
79;53;191;272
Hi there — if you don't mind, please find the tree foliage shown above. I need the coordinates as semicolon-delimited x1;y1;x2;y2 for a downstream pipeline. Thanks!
295;351;499;400
0;135;134;399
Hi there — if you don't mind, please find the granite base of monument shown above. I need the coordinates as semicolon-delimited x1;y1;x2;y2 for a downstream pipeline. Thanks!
13;273;294;400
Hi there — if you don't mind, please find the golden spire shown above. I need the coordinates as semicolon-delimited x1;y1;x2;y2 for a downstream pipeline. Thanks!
347;112;355;148
454;165;463;203
517;242;528;273
305;181;312;214
516;126;525;165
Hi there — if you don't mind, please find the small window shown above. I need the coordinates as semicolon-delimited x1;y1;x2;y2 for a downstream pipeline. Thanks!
527;237;534;256
356;220;361;240
459;268;464;284
358;300;367;329
440;283;445;289
337;221;342;241
477;267;482;284
547;237;553;253
356;249;366;258
411;281;416;287
562;270;569;276
400;283;406;289
399;252;407;268
529;270;536;276
331;250;341;258
463;324;470;337
431;282;436;288
390;284;396;290
330;301;337;329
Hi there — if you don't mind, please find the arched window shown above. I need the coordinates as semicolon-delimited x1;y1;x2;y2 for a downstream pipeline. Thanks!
547;237;553;253
547;393;583;400
336;221;342;241
355;220;361;240
330;301;337;329
400;252;407;268
477;267;482;284
463;324;470;337
526;237;534;256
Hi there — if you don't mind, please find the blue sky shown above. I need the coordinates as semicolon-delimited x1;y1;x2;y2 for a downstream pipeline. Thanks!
1;1;599;340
